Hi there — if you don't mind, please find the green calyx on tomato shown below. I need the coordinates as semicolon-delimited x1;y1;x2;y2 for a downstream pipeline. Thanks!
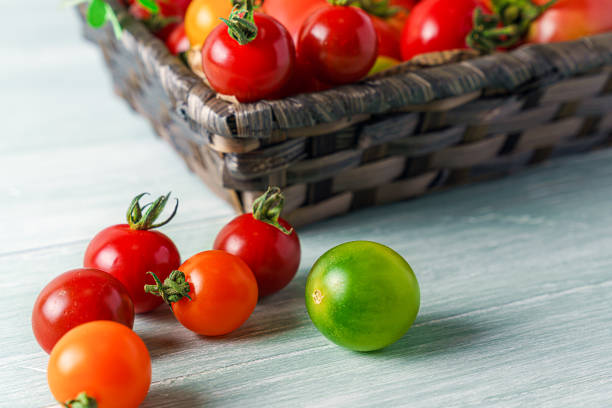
467;0;558;52
251;186;293;235
305;241;420;351
144;270;192;305
63;392;97;408
221;0;259;45
126;192;179;230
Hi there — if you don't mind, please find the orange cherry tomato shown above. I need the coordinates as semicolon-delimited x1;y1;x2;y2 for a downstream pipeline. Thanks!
48;321;151;408
148;250;258;336
185;0;233;47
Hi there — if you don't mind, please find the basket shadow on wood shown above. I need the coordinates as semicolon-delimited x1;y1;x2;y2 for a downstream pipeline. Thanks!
79;1;612;227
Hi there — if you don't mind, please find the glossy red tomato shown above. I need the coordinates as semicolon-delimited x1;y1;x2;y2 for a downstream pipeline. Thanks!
166;22;190;55
214;187;301;297
146;251;258;336
48;321;151;408
528;0;612;43
201;12;295;102
400;0;489;61
32;268;134;354
298;5;378;85
261;0;327;43
84;193;180;314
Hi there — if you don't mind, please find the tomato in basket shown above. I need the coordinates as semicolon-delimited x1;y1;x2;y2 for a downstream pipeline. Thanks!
184;0;234;47
400;0;490;60
201;0;295;102
297;4;378;85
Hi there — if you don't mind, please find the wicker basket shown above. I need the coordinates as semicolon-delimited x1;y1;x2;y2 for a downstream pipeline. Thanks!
78;1;612;226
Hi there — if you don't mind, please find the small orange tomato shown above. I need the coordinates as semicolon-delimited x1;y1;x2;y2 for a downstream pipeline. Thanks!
47;321;151;408
184;0;233;47
147;250;258;336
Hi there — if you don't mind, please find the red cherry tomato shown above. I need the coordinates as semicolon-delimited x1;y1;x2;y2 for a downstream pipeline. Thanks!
84;193;180;314
146;251;258;336
371;16;401;60
32;268;134;354
48;321;151;408
528;0;612;44
298;5;378;85
213;187;301;297
261;0;327;43
166;22;190;55
400;0;489;61
201;12;295;102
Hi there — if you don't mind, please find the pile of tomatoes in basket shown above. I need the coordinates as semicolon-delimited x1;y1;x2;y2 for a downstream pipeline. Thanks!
32;188;421;407
122;0;612;103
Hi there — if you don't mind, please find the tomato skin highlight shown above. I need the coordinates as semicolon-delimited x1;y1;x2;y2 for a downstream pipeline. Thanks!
528;0;612;44
298;6;379;85
400;0;489;61
201;13;296;102
31;268;134;354
171;250;258;336
48;321;151;408
166;22;190;55
213;214;301;297
84;224;180;314
305;241;420;352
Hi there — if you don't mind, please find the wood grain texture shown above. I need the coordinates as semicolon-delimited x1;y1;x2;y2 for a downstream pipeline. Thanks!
2;2;612;407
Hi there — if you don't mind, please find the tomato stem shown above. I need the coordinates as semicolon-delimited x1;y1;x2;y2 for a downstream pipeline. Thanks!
144;271;192;305
221;0;258;45
63;392;97;408
126;192;179;230
252;187;293;235
467;0;558;53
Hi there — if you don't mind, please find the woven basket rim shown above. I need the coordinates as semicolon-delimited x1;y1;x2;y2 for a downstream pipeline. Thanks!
88;0;612;140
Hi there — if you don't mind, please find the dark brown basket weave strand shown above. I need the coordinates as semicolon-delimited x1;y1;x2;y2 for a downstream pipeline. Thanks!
79;1;612;226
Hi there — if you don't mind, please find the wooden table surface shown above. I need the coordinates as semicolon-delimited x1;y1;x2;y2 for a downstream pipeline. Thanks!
3;2;612;407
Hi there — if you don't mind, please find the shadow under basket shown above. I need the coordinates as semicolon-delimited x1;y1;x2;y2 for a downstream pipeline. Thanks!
79;1;612;227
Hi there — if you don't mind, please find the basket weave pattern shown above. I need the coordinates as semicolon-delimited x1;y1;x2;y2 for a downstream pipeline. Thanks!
80;2;612;226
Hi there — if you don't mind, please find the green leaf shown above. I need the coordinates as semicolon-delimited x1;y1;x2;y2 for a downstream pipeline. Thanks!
87;0;107;28
137;0;160;14
105;3;123;39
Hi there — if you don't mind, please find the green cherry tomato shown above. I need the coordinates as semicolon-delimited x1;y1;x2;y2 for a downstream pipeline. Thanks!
305;241;420;351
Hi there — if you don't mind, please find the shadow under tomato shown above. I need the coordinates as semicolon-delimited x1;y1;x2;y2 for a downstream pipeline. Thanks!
367;312;494;358
197;275;310;342
142;382;208;408
135;307;187;358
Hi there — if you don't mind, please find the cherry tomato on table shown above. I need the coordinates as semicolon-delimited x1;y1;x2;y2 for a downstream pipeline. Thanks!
184;0;233;47
298;4;378;85
400;0;489;60
214;187;301;297
201;1;295;102
48;321;151;408
146;250;258;336
32;268;134;354
306;241;420;351
84;193;180;314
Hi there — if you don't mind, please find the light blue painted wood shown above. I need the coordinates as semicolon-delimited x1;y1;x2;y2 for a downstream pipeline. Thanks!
1;2;612;407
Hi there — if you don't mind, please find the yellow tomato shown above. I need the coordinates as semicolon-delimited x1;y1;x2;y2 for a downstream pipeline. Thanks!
368;56;400;76
185;0;233;47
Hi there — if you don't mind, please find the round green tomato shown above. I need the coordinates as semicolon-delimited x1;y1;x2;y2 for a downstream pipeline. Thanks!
305;241;420;351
